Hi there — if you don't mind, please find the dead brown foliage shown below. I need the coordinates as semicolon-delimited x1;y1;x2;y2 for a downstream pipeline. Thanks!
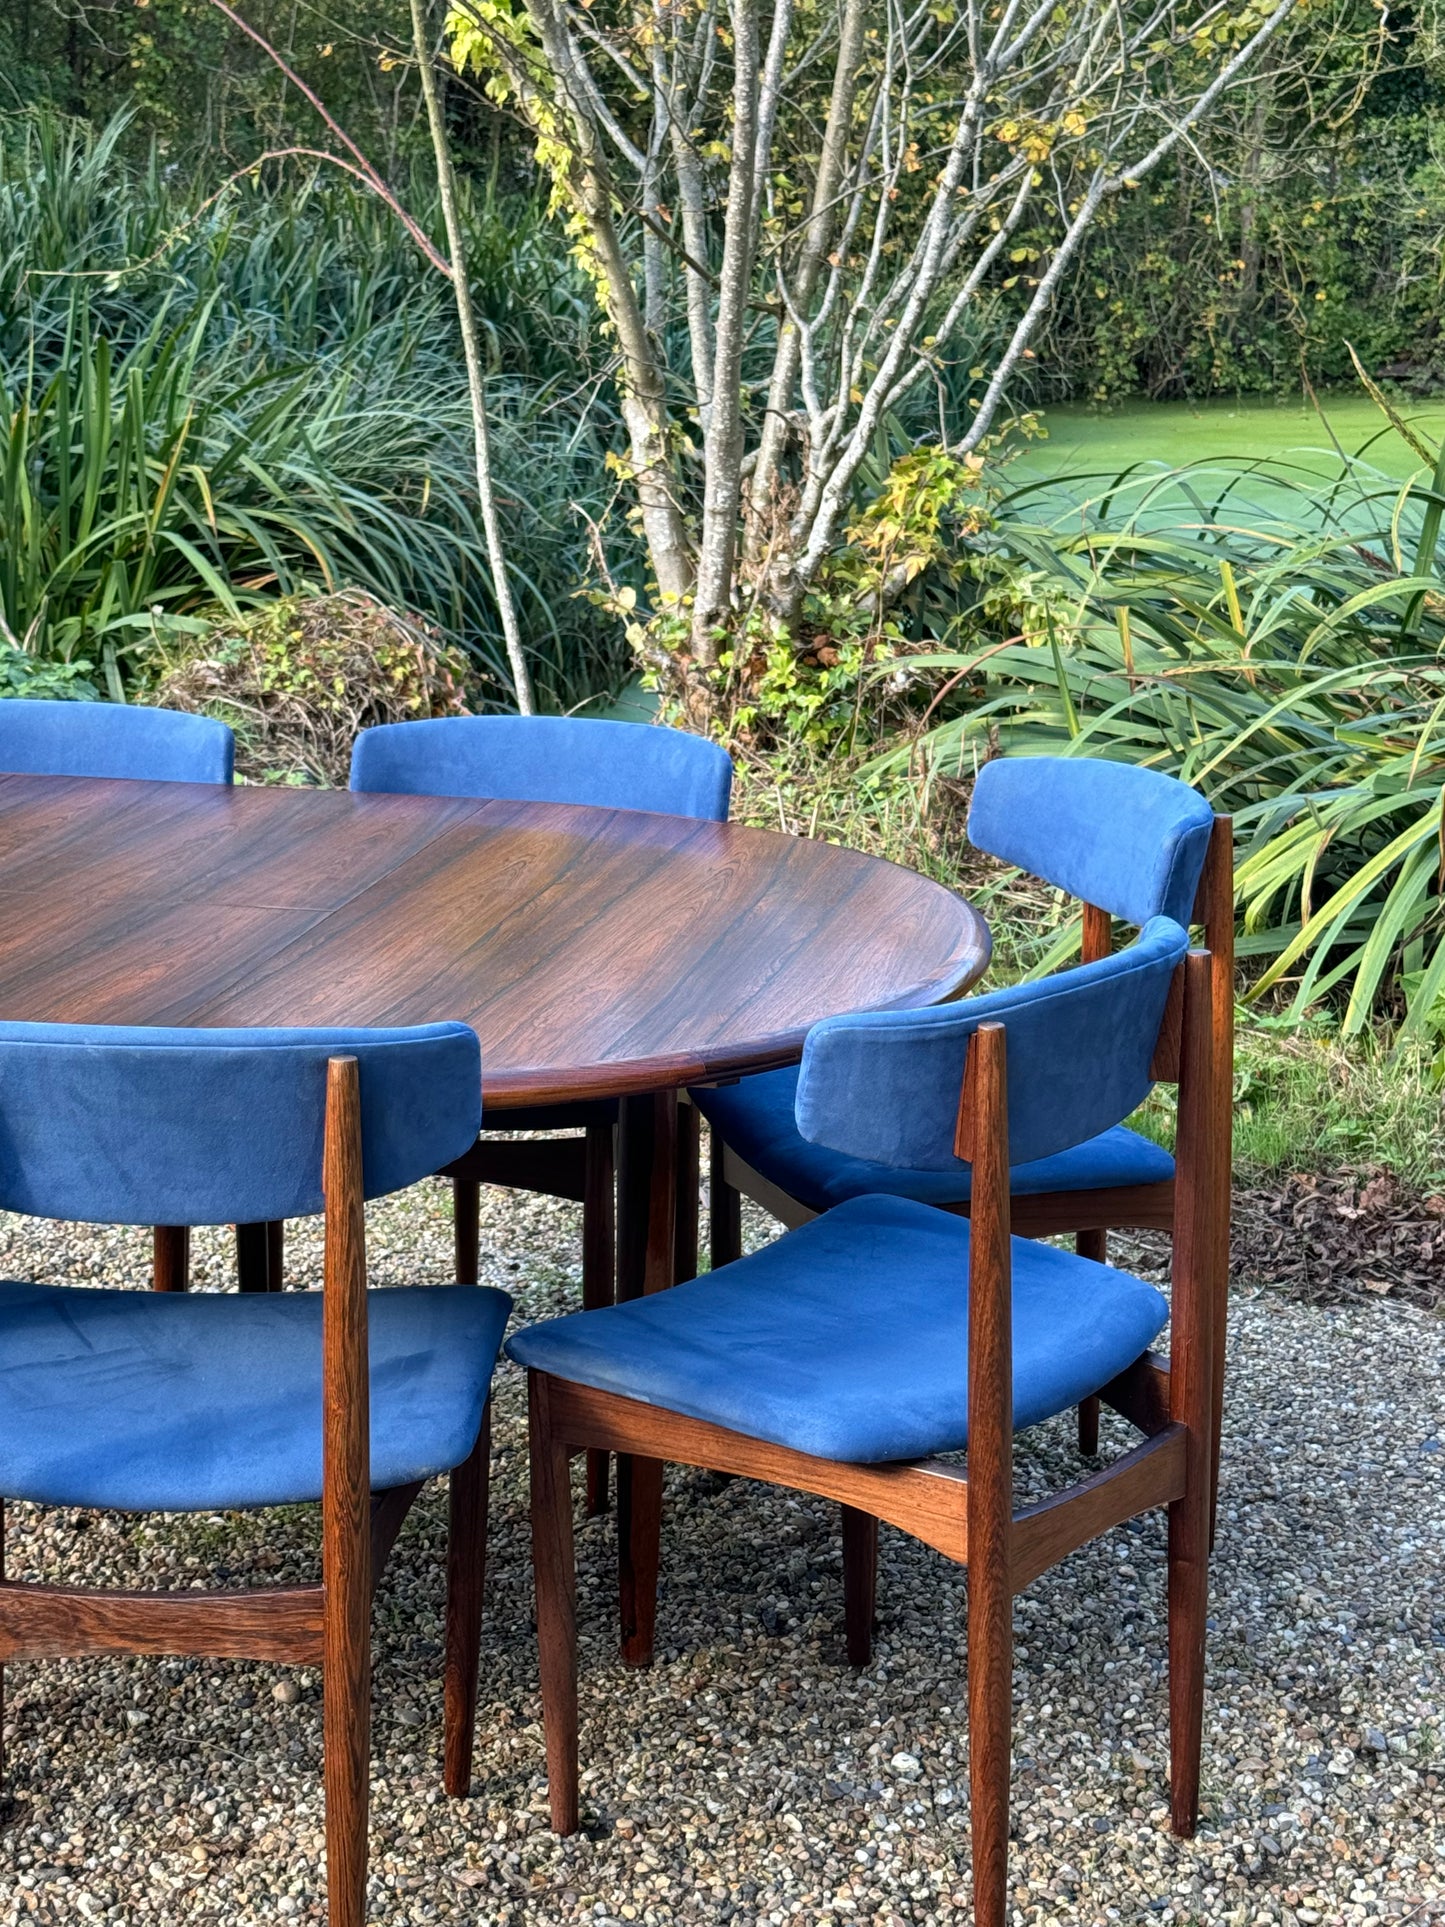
153;590;471;786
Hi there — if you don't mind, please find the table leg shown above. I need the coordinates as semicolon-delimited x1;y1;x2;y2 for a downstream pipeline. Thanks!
614;1090;677;1668
582;1122;616;1516
674;1099;700;1286
236;1221;284;1292
152;1226;190;1292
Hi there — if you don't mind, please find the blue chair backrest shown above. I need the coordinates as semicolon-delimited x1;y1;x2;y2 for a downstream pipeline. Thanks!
968;756;1213;927
795;917;1188;1171
0;700;234;785
350;716;732;822
0;1022;481;1226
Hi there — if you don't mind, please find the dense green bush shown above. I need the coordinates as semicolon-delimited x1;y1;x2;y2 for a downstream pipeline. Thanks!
0;107;627;710
1026;7;1445;401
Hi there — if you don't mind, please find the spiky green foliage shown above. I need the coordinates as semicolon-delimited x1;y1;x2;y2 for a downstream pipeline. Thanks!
0;106;627;710
874;429;1445;1039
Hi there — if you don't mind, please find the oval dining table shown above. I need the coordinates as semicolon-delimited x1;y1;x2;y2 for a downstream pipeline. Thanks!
0;765;992;1278
0;767;992;1653
0;758;993;1277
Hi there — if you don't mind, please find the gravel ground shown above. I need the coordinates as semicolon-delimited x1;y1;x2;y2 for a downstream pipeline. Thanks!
0;1167;1440;1927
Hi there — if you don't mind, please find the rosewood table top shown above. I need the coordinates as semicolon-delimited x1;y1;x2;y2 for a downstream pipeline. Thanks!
0;774;991;1107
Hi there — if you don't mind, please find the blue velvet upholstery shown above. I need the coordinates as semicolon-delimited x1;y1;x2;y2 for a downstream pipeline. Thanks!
350;715;732;823
692;758;1208;1216
0;699;234;785
351;715;732;1148
0;1280;511;1511
507;1194;1167;1463
967;755;1213;928
795;918;1186;1172
693;1068;1173;1213
0;1021;482;1226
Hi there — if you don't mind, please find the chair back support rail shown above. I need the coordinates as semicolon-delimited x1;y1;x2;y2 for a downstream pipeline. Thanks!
349;714;733;822
966;754;1217;930
525;942;1224;1927
0;1021;480;1226
0;698;234;786
795;916;1188;1174
1076;814;1234;1523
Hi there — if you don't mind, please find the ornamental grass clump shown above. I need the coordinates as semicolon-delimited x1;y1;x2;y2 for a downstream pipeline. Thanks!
0;105;628;713
874;416;1445;1043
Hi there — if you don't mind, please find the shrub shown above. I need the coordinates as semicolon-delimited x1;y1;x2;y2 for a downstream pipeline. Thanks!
152;591;470;786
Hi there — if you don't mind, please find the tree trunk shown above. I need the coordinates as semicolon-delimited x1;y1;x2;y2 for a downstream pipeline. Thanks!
688;0;760;661
411;0;536;714
521;0;695;609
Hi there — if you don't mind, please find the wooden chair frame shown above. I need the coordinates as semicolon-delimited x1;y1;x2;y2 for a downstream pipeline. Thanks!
524;950;1222;1927
443;1094;702;1521
707;814;1234;1539
6;1059;491;1927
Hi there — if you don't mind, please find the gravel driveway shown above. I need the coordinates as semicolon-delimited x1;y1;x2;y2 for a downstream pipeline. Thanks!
0;1171;1439;1927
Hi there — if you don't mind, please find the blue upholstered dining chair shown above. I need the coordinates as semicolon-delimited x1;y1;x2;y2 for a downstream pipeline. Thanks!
350;714;734;1513
510;923;1224;1927
0;697;234;785
698;753;1234;1582
0;1020;511;1927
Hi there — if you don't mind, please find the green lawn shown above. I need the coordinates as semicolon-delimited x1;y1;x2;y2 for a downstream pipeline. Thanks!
1016;392;1445;475
1004;392;1445;527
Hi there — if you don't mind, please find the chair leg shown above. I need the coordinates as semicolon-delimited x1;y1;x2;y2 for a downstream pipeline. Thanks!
841;1506;877;1667
967;1539;1013;1927
581;1125;615;1516
530;1377;579;1836
236;1221;282;1292
152;1226;190;1293
443;1404;490;1799
1168;1442;1210;1837
708;1128;742;1273
1075;1230;1106;1454
267;1219;285;1291
322;1502;370;1927
1169;946;1218;1837
454;1177;481;1286
616;1452;663;1669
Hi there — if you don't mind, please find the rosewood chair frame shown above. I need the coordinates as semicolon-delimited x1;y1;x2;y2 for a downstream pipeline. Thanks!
154;1218;286;1294
2;1059;491;1927
707;814;1234;1533
525;951;1222;1927
442;1108;618;1515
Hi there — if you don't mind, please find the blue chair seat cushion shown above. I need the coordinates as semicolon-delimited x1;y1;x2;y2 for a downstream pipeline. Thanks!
0;1282;511;1512
693;1068;1173;1213
506;1194;1168;1464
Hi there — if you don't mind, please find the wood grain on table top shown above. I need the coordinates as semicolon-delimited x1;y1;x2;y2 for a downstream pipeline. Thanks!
0;774;991;1105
